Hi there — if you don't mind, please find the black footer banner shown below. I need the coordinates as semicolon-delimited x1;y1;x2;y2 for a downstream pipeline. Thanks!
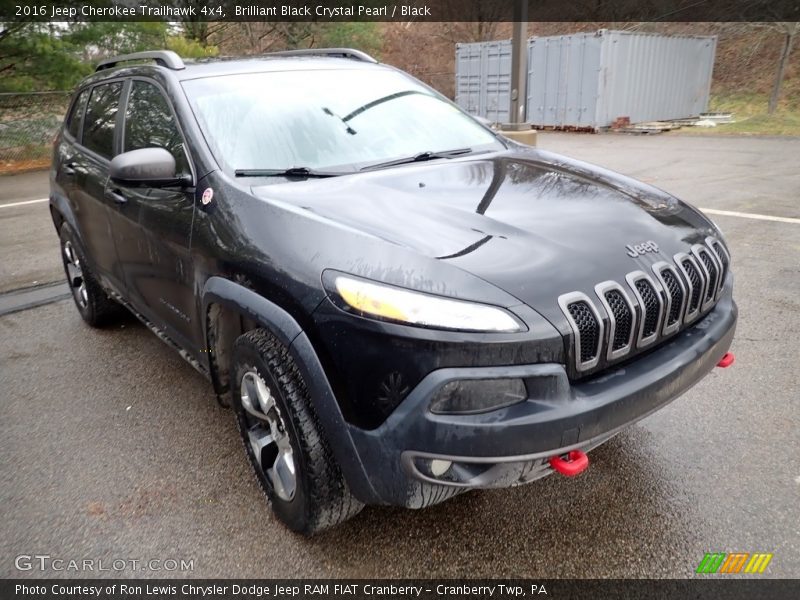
2;579;800;600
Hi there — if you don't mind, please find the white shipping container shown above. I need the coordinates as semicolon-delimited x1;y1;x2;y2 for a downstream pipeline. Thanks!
455;30;717;130
455;40;512;123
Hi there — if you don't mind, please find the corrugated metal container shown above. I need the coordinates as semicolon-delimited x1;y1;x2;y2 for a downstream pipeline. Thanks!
598;30;716;127
455;40;512;123
455;30;717;130
454;42;483;117
526;32;604;128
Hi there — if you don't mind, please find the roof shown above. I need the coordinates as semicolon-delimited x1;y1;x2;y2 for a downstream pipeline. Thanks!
175;55;384;80
88;48;383;83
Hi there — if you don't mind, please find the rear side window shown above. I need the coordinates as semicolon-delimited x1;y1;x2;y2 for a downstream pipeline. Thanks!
65;89;89;140
124;81;190;175
82;82;122;159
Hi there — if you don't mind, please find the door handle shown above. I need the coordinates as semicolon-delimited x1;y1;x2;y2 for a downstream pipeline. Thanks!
62;162;76;176
105;189;127;204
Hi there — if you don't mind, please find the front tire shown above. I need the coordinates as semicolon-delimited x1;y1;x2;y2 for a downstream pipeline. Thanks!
232;328;362;534
59;223;124;327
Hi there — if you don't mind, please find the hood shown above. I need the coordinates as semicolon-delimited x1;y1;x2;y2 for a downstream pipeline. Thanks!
251;150;716;317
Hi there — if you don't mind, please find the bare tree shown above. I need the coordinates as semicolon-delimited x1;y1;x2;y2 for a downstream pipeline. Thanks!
433;1;508;44
767;22;799;114
709;21;799;114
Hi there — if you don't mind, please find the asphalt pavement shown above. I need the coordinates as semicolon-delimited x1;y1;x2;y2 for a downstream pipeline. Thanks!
1;133;798;578
0;170;61;293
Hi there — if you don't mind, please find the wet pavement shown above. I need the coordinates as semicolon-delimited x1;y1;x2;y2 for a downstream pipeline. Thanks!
1;134;798;578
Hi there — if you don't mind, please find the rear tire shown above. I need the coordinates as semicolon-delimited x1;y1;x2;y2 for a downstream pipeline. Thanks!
232;328;362;534
59;223;124;327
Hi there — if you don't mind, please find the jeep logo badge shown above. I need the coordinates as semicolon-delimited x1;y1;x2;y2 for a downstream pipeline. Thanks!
626;240;659;257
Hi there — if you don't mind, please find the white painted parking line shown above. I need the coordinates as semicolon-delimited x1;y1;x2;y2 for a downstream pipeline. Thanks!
1;198;798;226
0;198;48;209
700;207;800;225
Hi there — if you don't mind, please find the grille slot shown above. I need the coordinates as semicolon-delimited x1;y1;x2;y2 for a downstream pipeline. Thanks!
681;258;703;315
697;248;718;303
627;272;664;348
567;301;600;363
605;290;633;351
558;292;604;372
635;279;660;337
707;238;729;298
711;241;729;273
661;270;683;326
596;282;636;361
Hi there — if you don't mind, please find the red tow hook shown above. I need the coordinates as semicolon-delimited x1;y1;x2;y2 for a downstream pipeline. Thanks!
717;352;735;368
549;450;589;477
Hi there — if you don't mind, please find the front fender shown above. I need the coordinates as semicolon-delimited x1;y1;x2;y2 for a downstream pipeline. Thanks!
202;276;303;349
49;184;78;235
200;276;380;504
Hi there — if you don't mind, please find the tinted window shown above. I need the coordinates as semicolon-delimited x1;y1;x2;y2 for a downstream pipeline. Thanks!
124;81;189;175
65;89;89;140
82;82;122;159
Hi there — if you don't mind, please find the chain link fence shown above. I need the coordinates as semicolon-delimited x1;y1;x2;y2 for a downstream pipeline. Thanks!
0;92;71;175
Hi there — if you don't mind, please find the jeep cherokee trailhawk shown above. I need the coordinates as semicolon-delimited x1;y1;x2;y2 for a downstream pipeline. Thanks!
50;49;736;534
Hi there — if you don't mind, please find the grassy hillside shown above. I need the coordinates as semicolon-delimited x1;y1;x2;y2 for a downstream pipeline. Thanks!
695;93;800;136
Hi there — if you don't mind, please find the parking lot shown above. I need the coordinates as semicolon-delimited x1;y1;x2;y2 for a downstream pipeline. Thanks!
1;133;798;578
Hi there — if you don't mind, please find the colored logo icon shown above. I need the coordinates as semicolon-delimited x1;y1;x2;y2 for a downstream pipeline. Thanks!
696;552;773;574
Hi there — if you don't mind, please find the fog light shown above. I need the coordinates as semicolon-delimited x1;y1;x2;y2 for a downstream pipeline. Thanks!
412;456;493;483
429;378;527;415
429;459;452;477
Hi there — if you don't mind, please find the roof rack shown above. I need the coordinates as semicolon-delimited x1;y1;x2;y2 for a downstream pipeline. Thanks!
96;50;185;72
266;48;378;64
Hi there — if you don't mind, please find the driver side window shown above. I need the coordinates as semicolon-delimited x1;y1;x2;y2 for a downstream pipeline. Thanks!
124;80;190;176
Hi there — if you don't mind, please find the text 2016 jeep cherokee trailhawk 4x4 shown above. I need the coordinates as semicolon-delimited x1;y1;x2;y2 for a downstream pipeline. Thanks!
50;49;736;534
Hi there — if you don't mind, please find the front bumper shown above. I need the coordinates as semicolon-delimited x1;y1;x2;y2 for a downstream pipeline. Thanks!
343;290;737;508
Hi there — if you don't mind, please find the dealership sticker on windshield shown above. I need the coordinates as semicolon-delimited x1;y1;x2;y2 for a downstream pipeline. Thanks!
201;188;214;205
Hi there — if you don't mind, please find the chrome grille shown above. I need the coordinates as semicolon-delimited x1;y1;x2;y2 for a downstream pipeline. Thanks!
661;271;683;325
653;262;687;336
636;280;660;336
694;245;719;307
701;253;717;297
595;282;635;361
677;255;703;320
606;291;633;351
559;238;728;376
707;237;730;299
558;292;604;372
709;240;729;273
627;272;663;348
568;302;600;363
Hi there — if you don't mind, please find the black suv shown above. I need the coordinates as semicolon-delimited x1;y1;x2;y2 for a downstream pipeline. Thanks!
51;49;736;534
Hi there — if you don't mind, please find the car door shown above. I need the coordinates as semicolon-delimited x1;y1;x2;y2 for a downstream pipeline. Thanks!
106;78;198;352
53;88;89;217
61;81;125;289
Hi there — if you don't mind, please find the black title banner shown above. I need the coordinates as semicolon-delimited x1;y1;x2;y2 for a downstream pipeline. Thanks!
4;0;800;22
3;579;800;600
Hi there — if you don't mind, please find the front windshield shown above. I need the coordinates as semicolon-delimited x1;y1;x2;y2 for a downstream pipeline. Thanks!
181;67;504;173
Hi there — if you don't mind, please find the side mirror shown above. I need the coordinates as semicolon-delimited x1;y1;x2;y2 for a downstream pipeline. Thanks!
110;148;189;187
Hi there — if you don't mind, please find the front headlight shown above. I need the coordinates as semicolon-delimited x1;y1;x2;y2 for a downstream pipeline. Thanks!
330;275;522;333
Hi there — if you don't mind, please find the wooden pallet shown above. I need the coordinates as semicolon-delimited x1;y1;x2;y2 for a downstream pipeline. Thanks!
614;121;684;134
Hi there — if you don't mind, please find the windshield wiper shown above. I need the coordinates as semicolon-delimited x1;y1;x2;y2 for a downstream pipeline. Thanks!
360;148;474;171
234;167;344;178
